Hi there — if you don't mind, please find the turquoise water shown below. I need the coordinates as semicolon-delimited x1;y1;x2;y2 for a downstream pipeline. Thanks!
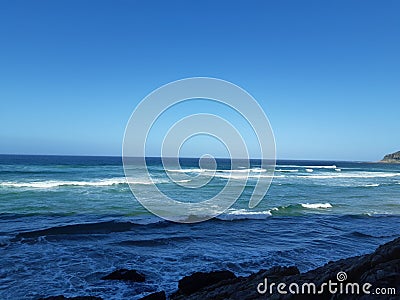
0;155;399;299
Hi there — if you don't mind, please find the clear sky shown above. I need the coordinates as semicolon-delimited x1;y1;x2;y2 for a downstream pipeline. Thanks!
0;0;399;161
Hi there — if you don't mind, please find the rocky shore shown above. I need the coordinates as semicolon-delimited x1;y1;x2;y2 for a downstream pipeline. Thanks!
41;237;400;300
381;151;400;163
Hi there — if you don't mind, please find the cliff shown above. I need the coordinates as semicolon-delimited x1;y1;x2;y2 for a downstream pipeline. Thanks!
381;151;400;163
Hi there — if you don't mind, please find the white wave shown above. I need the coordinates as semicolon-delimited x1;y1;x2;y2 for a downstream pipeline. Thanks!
126;178;170;185
0;177;201;189
166;167;274;180
364;183;380;187
219;209;272;220
301;172;400;179
304;165;337;169
212;174;248;179
276;164;337;169
227;208;272;215
305;168;314;173
301;203;332;209
276;169;299;173
0;178;127;188
335;168;342;172
174;179;191;183
0;177;165;189
212;173;280;180
228;168;267;173
166;168;209;173
167;167;267;174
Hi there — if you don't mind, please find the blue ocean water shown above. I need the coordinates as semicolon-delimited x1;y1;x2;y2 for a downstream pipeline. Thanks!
0;155;399;299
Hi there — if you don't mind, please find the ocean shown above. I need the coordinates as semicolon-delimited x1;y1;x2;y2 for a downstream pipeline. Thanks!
0;155;399;299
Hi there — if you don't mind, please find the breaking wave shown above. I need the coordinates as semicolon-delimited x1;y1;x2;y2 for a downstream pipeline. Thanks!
0;177;187;189
301;203;333;209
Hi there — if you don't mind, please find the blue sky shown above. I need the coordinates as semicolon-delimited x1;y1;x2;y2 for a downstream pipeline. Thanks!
0;0;399;160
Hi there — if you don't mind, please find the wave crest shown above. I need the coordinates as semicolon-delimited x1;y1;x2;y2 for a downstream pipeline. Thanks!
301;203;333;209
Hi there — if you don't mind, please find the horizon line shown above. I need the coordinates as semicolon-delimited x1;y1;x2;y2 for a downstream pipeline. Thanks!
0;153;378;163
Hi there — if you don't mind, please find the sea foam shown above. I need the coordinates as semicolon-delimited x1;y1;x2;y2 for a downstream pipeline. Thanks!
301;203;333;209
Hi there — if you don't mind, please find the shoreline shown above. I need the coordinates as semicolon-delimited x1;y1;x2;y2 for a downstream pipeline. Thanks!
41;236;400;300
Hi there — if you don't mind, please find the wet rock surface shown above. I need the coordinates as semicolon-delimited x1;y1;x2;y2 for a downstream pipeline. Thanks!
40;238;400;299
39;296;103;300
171;237;400;299
101;268;146;282
138;291;166;300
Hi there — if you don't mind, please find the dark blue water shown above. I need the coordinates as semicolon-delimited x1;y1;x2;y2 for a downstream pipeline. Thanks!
0;155;399;299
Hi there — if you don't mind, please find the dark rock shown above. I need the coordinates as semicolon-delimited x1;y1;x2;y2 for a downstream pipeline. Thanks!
177;270;236;295
101;268;145;282
260;266;300;278
39;296;102;300
171;237;400;299
381;151;400;163
138;291;166;300
41;238;400;300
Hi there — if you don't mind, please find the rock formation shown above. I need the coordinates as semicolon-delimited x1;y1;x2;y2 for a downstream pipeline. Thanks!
170;237;400;299
101;268;145;282
381;151;400;163
40;237;400;299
